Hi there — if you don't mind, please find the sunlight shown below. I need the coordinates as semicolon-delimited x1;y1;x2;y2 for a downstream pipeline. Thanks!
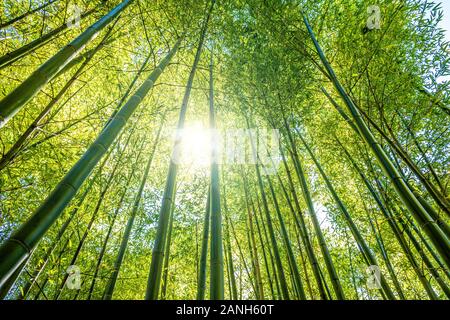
175;122;213;169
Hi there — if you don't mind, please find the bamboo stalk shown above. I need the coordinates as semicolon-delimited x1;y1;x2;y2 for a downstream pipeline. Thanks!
208;46;224;300
0;20;118;172
197;189;210;300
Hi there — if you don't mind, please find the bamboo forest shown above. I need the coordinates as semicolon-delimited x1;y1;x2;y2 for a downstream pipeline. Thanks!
0;0;449;302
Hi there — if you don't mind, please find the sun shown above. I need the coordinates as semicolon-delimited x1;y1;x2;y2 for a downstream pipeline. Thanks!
175;122;214;169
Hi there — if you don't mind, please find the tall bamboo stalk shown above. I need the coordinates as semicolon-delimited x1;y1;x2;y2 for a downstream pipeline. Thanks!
279;146;327;299
86;143;144;300
161;203;176;300
208;47;224;300
246;116;290;299
260;155;305;299
54;131;135;300
197;189;210;300
244;186;264;299
222;189;238;300
251;195;276;299
339;139;439;299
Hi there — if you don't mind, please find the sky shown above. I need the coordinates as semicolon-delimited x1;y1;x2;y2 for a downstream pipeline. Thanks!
439;1;450;41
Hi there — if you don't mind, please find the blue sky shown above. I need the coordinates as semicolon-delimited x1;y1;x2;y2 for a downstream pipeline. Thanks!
439;1;450;41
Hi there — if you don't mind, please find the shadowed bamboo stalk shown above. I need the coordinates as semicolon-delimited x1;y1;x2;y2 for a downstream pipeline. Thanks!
161;204;176;299
208;47;224;300
0;39;180;289
0;0;134;128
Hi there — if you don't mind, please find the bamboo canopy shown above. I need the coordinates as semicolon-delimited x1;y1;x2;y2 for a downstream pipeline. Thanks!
0;0;449;300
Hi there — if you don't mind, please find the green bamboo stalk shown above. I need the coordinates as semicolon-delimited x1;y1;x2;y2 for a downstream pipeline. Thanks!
301;13;450;267
338;137;439;299
0;0;134;128
197;189;210;300
86;144;143;300
264;171;306;300
398;214;450;298
293;224;313;298
245;218;260;298
15;140;117;300
208;47;224;300
255;194;282;299
33;236;71;300
365;205;406;299
395;110;446;195
246;193;265;299
161;203;176;300
251;195;276;299
409;219;450;281
145;1;214;300
222;190;238;300
228;213;257;296
0;39;180;289
0;256;28;299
